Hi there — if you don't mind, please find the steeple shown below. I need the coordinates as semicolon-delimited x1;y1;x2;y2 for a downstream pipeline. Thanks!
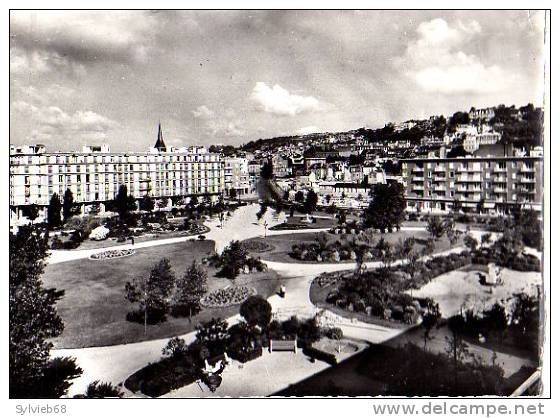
154;122;167;152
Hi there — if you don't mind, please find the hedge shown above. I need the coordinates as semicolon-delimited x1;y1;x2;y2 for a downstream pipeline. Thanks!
302;346;338;366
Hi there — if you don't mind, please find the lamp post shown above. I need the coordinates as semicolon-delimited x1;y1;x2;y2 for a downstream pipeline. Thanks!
263;221;269;238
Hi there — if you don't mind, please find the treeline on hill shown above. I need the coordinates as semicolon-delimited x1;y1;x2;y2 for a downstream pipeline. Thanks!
240;103;542;153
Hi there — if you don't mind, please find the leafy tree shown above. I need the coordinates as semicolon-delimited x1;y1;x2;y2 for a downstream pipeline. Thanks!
139;194;155;212
24;204;40;224
172;261;208;318
514;209;543;250
82;380;123;398
363;183;406;233
162;337;187;359
444;219;459;244
113;184;137;222
483;303;508;343
294;190;305;203
240;295;272;329
304;190;318;214
10;226;82;398
493;228;524;262
463;234;479;253
62;188;77;222
125;258;176;333
426;217;446;241
47;193;62;228
195;318;230;356
216;241;249;279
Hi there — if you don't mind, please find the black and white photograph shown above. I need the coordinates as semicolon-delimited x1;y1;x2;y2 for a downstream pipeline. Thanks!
7;6;551;407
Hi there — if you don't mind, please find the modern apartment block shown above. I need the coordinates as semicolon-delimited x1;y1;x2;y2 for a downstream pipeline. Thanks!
224;156;252;198
401;156;543;214
9;125;224;225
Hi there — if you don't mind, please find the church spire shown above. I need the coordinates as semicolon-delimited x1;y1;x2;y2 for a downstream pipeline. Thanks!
154;122;167;152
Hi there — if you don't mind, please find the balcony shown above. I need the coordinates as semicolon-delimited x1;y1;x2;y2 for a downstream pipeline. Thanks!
520;165;535;173
520;177;536;183
433;176;446;182
412;176;424;182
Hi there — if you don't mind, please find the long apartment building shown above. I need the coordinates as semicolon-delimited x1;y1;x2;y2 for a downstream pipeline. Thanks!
401;156;543;214
9;125;224;225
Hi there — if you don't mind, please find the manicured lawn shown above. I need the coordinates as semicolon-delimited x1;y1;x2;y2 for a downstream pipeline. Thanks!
245;229;460;264
42;239;282;349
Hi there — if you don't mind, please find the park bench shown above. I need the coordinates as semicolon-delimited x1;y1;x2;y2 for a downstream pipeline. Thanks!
269;339;297;353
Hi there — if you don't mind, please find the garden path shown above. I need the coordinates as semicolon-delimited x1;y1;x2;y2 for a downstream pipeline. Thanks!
48;205;529;397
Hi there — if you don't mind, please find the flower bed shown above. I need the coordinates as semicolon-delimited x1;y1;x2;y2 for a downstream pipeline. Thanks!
241;239;274;253
200;285;257;308
90;248;136;260
269;223;311;231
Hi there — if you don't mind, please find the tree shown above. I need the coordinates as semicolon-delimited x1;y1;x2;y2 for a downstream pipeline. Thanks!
82;380;123;398
216;241;249;280
240;295;272;329
162;337;187;359
173;261;208;318
426;217;446;241
304;190;318;214
63;188;76;222
114;184;137;222
10;226;82;398
47;193;62;229
294;190;305;203
125;258;176;333
363;183;406;233
24;204;40;224
195;318;230;356
139;194;155;212
463;234;479;253
229;188;238;200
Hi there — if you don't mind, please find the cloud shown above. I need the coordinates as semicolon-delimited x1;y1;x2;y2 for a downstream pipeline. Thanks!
250;82;320;116
399;18;514;95
297;126;322;135
12;101;118;143
10;11;153;65
10;47;85;77
192;105;215;119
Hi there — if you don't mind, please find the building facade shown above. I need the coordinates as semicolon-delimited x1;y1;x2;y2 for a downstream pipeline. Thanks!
401;156;543;214
224;156;251;198
10;129;224;225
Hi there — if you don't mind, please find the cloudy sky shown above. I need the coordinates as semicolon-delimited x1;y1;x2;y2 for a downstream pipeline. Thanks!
10;10;546;151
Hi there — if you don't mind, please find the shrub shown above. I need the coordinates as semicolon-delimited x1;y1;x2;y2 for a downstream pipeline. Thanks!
324;327;344;340
302;346;337;366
